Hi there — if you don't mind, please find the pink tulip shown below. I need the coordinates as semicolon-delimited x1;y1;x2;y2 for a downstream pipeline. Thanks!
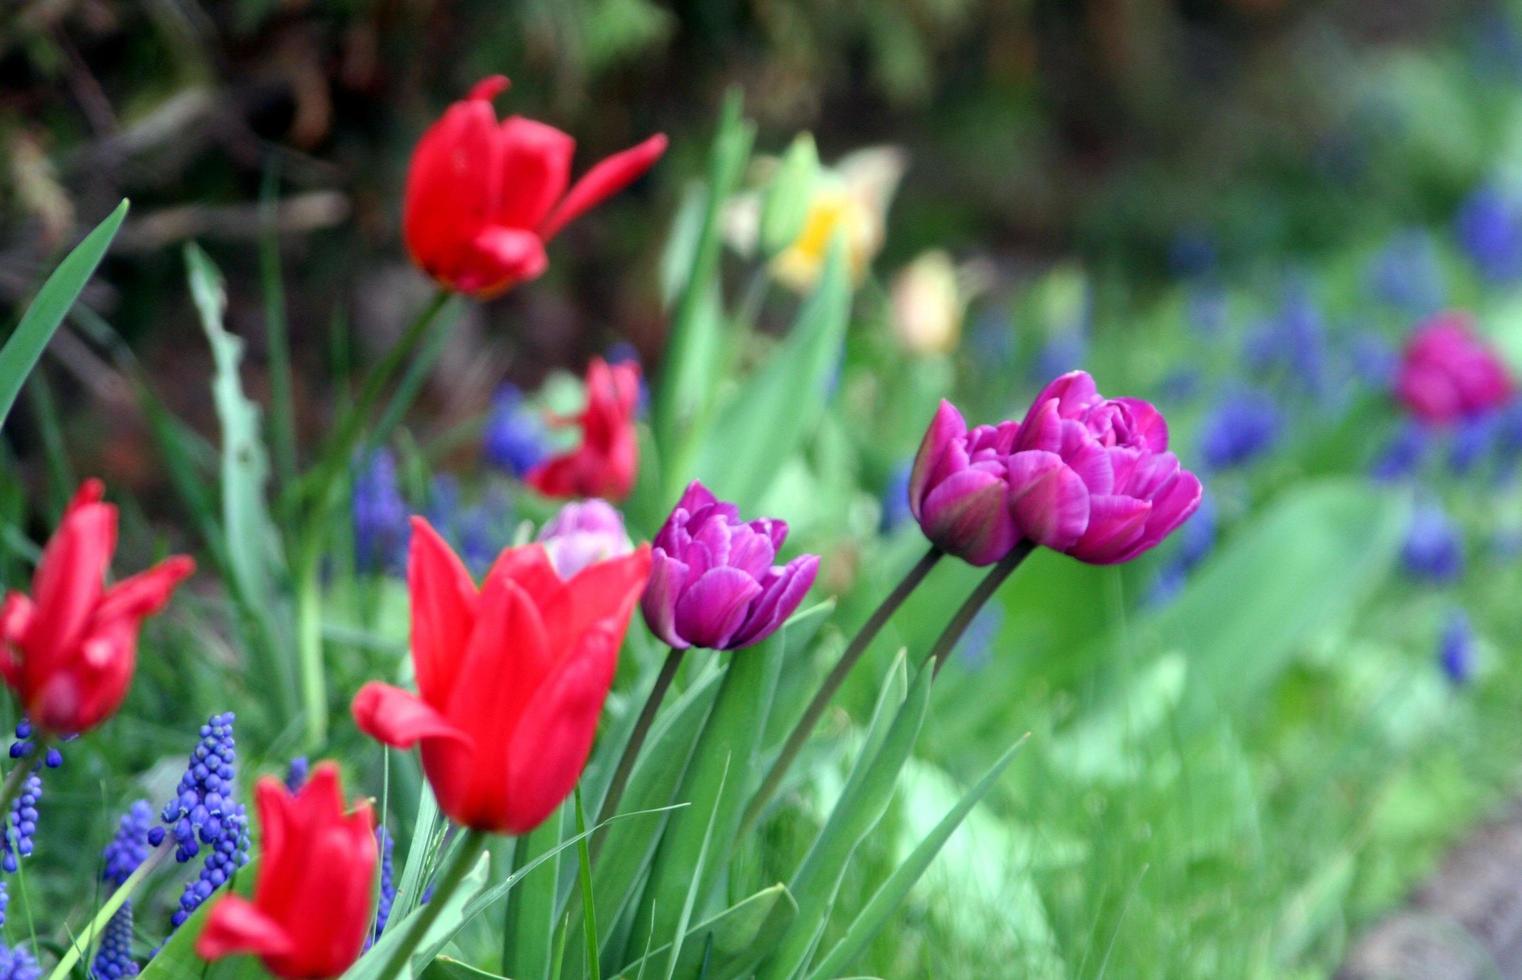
1394;312;1514;424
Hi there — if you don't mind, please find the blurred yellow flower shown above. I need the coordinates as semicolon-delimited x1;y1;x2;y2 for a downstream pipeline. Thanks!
725;144;905;293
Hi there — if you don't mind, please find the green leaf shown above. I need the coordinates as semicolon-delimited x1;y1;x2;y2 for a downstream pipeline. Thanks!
758;659;933;980
345;848;492;980
612;884;797;979
574;790;602;980
1136;479;1409;728
760;133;819;257
805;736;1030;979
691;239;850;511
653;89;755;484
502;804;564;980
394;781;443;922
185;242;295;725
0;200;128;429
563;668;723;977
421;957;506;980
628;640;782;970
664;756;729;980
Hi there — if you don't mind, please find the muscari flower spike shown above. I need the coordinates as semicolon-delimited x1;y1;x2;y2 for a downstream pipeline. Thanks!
102;800;154;888
353;449;410;575
366;826;396;950
1370;422;1431;482
1439;608;1474;685
1198;390;1281;472
90;903;137;980
284;757;309;793
8;718;65;769
1401;503;1464;583
482;384;550;477
149;712;250;930
2;773;41;874
0;883;39;980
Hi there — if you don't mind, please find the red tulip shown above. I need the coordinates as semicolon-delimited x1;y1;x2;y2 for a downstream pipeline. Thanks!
403;75;667;298
197;763;377;979
0;480;193;735
352;519;651;834
526;358;641;501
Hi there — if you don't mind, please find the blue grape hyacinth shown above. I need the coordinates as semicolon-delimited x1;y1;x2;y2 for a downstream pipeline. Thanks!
366;826;396;949
1439;608;1474;685
482;383;549;476
1401;503;1464;583
1371;422;1430;482
2;774;41;874
90;904;137;980
151;712;251;931
8;719;64;769
1455;184;1522;281
1198;390;1281;472
102;800;154;887
353;449;410;575
284;756;309;792
0;883;38;980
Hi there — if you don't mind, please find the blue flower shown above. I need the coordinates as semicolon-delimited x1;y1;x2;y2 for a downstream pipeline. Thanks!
366;826;396;950
1243;285;1327;396
1401;503;1464;583
2;774;41;874
353;449;409;575
1198;390;1281;472
1146;490;1217;605
880;461;912;533
90;903;138;979
0;884;37;980
1439;608;1474;685
1455;184;1522;281
1346;331;1398;389
169;804;248;929
482;384;549;477
1368;230;1444;314
284;757;309;793
8;718;65;769
1449;411;1502;476
1370;422;1430;482
101;801;154;888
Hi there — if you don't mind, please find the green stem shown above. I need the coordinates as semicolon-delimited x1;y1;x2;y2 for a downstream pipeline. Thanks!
0;755;33;821
375;828;489;980
291;288;454;748
594;647;685;839
924;541;1035;676
46;841;171;980
742;546;942;832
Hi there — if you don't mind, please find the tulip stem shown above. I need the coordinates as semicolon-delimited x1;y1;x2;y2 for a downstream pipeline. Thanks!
742;545;943;833
374;827;488;980
924;541;1036;676
595;647;686;838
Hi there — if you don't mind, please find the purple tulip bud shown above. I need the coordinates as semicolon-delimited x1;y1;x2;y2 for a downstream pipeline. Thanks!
642;482;819;651
1007;371;1202;564
907;401;1021;566
537;499;632;579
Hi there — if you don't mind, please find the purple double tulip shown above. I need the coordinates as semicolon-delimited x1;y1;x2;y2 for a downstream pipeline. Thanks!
642;482;819;650
910;371;1202;566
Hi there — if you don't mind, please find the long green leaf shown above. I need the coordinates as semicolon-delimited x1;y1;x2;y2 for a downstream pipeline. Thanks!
0;199;128;429
758;660;934;980
503;804;566;980
611;884;797;980
691;240;850;511
395;781;444;921
344;848;492;980
805;735;1030;979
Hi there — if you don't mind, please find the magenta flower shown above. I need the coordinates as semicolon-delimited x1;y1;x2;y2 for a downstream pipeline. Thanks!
1394;312;1514;425
907;403;1021;566
642;482;819;650
1005;371;1201;564
908;371;1202;566
537;499;632;579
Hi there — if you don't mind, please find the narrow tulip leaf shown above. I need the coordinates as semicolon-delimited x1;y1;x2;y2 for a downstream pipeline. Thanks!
664;756;730;980
573;790;601;980
759;133;820;257
421;957;507;980
627;640;781;971
185;243;295;719
757;660;934;980
345;848;492;980
653;89;755;483
0;199;127;430
561;668;724;978
395;781;443;922
611;883;796;979
258;166;297;490
805;735;1030;979
692;238;851;511
502;802;566;980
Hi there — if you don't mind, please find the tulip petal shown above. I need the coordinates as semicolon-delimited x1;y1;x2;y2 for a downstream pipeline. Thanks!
641;550;690;649
1114;397;1169;450
1068;495;1152;564
93;554;194;623
540;134;668;240
502;625;621;833
495;116;575;229
458;227;548;296
197;895;295;962
1120;468;1204;563
27;492;116;674
1011;396;1063;453
729;553;820;649
483;543;562;608
351;682;471;750
908;400;967;520
543;545;651;656
673;567;765;649
408;517;478;705
403;97;503;286
1006;451;1089;551
920;467;1020;566
1029;370;1099;417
